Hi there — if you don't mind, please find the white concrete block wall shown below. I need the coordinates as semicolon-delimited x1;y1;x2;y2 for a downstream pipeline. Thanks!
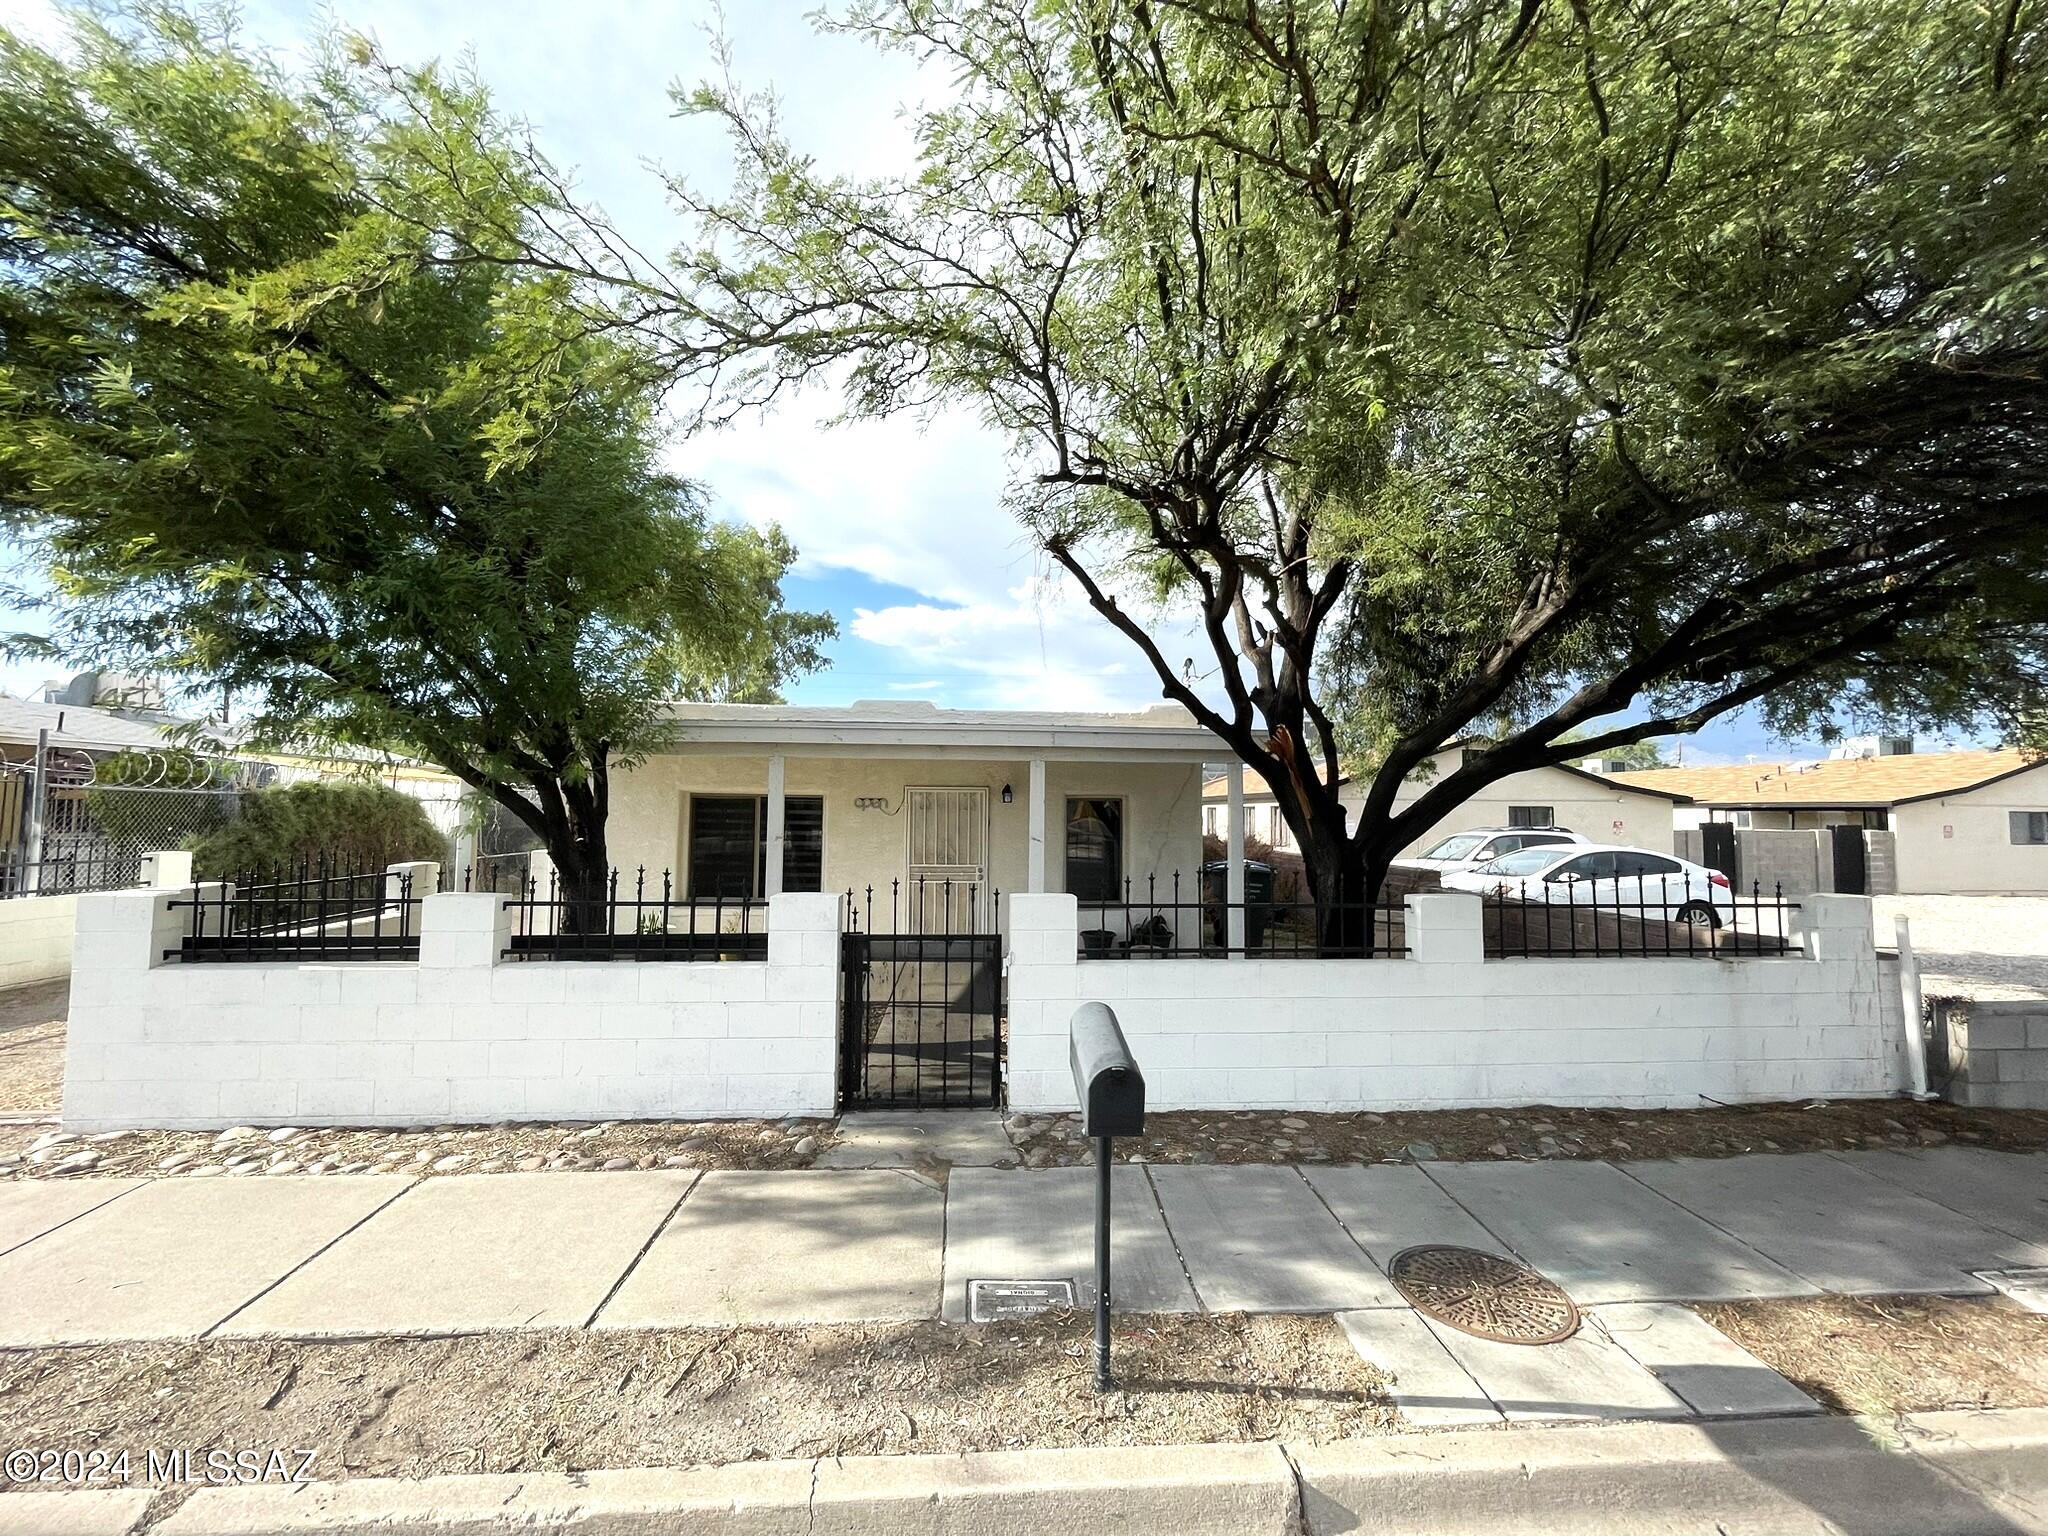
0;893;80;989
1005;892;1902;1112
63;889;840;1130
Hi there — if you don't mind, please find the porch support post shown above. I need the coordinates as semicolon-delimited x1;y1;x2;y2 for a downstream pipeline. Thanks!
1226;761;1246;955
1027;757;1048;894
765;753;786;897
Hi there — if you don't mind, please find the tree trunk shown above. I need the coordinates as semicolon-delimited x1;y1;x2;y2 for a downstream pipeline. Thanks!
548;769;610;936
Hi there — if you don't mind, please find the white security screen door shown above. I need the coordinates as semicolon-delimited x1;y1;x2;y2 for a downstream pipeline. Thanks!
906;787;989;930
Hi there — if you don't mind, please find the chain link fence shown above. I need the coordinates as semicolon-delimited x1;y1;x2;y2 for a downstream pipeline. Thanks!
0;748;274;898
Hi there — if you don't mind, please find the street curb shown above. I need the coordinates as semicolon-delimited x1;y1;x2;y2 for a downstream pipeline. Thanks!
11;1408;2048;1535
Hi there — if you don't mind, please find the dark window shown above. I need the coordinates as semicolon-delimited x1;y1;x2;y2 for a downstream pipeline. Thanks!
1508;805;1556;828
1065;798;1123;902
784;797;824;892
1613;852;1680;878
1861;809;1889;830
687;795;825;898
1551;851;1617;882
2013;811;2048;846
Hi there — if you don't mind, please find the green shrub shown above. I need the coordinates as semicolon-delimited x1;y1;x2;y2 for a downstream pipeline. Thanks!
190;780;446;879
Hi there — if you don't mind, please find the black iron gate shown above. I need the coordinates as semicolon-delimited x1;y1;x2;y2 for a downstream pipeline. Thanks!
1830;823;1868;895
1699;821;1740;888
839;880;1003;1109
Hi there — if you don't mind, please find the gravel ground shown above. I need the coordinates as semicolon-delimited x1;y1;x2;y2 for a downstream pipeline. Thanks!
0;1116;834;1180
0;1314;1391;1499
0;979;66;1115
1874;895;2048;1001
10;1098;2048;1180
1698;1294;2048;1416
1005;1099;2048;1167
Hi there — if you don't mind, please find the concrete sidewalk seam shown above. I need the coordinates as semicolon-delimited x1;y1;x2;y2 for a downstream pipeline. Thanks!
1823;1145;2048;1251
582;1170;702;1329
1410;1156;1537;1271
1139;1163;1209;1315
1601;1155;1819;1294
1290;1162;1395;1286
0;1179;144;1261
198;1178;420;1341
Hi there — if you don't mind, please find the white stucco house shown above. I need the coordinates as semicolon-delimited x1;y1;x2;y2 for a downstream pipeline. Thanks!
604;700;1214;924
1201;740;1691;856
1617;747;2048;895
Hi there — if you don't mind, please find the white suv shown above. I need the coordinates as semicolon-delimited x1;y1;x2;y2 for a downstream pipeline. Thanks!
1393;826;1589;877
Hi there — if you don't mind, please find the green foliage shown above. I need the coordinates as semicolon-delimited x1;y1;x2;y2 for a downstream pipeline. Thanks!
0;5;833;896
484;0;2043;900
188;780;444;880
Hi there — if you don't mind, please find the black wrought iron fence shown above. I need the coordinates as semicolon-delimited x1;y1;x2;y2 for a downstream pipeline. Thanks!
1077;871;1408;958
170;857;425;961
1480;875;1799;958
842;878;1002;937
503;866;768;961
0;847;143;899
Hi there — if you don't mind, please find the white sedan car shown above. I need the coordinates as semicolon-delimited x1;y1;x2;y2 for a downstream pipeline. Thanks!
1439;844;1733;927
1392;826;1589;877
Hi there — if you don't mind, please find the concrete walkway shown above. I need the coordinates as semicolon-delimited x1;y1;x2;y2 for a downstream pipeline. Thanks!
3;1145;2044;1353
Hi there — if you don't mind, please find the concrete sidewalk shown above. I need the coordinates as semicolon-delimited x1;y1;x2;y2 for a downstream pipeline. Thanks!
2;1145;2043;1350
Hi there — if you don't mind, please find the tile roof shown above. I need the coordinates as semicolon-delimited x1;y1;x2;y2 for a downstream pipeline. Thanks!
1612;748;2043;808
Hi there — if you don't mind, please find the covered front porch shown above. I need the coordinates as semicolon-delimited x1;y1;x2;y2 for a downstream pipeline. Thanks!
604;701;1223;930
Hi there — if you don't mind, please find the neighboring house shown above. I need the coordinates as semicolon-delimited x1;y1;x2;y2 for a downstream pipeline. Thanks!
1615;747;2048;896
605;701;1213;921
1201;741;1690;857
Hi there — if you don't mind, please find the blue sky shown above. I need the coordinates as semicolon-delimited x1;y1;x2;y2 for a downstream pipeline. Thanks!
0;0;1982;766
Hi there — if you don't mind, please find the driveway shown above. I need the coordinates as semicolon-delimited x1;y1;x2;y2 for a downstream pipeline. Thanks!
1874;895;2048;1000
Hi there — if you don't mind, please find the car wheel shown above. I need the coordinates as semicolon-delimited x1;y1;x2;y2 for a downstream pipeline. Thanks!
1676;901;1720;930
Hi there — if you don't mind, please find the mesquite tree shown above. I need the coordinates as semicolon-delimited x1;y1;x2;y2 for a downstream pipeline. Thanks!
0;8;832;925
217;2;2048;928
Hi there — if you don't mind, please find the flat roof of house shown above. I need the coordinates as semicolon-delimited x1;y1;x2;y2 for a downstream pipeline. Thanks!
1612;748;2042;809
0;695;187;755
655;700;1222;761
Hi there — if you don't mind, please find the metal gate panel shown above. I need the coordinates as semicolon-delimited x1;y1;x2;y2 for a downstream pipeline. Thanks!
1830;823;1867;895
839;880;1003;1109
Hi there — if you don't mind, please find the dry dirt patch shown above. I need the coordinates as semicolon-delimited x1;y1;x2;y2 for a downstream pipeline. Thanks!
0;980;67;1117
0;1314;1391;1489
1696;1294;2048;1416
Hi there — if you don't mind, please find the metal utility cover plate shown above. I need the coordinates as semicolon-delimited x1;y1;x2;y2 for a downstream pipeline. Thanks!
1389;1245;1580;1345
967;1279;1076;1323
1977;1268;2048;1315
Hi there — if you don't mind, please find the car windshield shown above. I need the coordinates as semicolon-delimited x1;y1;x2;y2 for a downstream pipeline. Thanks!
1421;833;1487;860
1476;848;1564;877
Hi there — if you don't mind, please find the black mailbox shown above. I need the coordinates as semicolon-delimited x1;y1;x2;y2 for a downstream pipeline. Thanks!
1070;1002;1145;1138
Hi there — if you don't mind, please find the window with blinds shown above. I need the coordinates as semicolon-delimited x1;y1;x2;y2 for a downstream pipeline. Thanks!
1065;797;1123;903
686;795;823;898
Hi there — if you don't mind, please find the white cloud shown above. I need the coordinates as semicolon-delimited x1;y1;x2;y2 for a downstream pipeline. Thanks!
673;404;1028;608
849;577;1217;713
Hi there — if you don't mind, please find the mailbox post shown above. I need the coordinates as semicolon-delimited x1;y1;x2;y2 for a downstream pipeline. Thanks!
1069;1001;1145;1392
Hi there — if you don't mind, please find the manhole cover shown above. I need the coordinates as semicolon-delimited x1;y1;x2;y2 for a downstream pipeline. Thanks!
1388;1246;1579;1344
